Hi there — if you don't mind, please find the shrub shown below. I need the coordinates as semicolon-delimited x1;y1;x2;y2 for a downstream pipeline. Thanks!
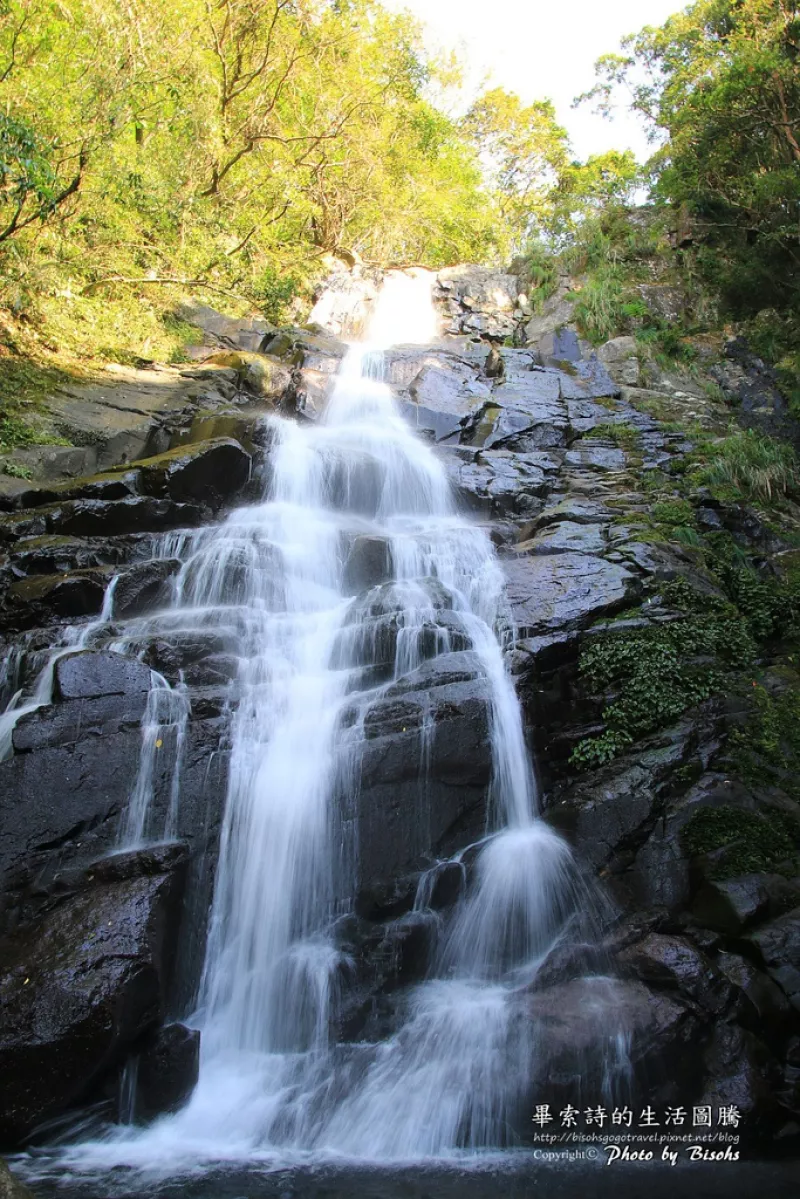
700;429;797;503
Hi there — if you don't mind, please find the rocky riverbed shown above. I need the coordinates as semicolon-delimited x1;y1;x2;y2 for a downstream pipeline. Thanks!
0;266;798;1159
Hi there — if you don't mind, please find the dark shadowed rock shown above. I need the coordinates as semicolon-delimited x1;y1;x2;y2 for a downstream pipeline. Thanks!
617;933;733;1015
355;676;493;886
698;1023;779;1130
135;438;251;508
14;470;141;510
0;721;145;879
135;1022;200;1121
0;844;187;1144
692;875;774;936
715;952;792;1028
528;976;699;1107
113;559;180;619
4;571;109;627
47;497;206;539
747;907;800;1011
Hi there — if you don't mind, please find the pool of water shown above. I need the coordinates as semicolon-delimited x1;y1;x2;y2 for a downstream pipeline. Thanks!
14;1154;800;1199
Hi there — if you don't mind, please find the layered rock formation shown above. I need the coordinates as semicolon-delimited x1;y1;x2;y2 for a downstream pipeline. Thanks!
0;273;798;1149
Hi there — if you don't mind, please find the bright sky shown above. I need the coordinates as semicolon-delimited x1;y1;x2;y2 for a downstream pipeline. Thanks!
383;0;684;161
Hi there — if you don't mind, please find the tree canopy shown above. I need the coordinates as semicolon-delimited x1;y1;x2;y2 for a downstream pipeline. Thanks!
584;0;800;315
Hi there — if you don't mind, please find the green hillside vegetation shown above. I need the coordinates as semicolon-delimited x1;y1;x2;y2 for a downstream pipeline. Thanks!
0;0;798;434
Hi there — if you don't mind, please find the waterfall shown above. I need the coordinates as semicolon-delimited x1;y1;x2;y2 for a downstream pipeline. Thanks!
60;273;597;1168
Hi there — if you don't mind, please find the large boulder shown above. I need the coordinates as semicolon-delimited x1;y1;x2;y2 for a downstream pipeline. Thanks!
0;652;155;882
401;359;490;442
135;437;251;508
436;266;522;340
501;552;636;637
747;907;800;1012
353;657;493;886
203;350;292;401
134;1022;200;1121
174;302;275;354
0;844;188;1144
54;650;153;701
527;976;699;1108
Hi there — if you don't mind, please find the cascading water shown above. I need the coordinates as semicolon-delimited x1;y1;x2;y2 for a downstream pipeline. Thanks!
55;272;607;1170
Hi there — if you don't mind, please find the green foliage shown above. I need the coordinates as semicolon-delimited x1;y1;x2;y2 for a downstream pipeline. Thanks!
568;266;628;345
463;88;569;252
0;413;38;450
681;804;799;878
651;497;695;527
584;1;800;320
635;320;697;367
699;429;797;502
515;240;559;311
592;422;640;450
570;584;755;770
717;558;800;641
0;0;505;368
2;458;32;478
730;680;800;802
250;269;300;326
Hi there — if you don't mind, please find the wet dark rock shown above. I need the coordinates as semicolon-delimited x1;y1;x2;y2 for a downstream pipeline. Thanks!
379;913;436;983
0;511;49;548
141;632;232;678
4;570;109;627
343;536;392;593
113;559;180;619
55;651;153;700
617;933;733;1016
546;721;699;874
715;952;792;1030
698;1023;780;1132
14;470;142;510
0;728;144;881
47;497;207;539
420;860;466;910
7;534;136;579
528;977;699;1108
135;437;251;508
12;692;149;754
747;907;800;1011
501;551;636;636
354;876;417;922
0;844;187;1144
356;677;492;887
135;1022;200;1121
692;875;775;936
181;653;240;687
385;651;486;697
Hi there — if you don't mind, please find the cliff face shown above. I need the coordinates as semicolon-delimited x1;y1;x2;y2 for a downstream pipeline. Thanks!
0;269;798;1148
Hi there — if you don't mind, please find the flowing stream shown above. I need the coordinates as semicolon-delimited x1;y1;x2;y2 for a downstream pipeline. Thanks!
31;274;600;1171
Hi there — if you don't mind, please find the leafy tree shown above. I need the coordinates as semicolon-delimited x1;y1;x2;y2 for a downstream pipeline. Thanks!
463;87;569;251
582;0;800;316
